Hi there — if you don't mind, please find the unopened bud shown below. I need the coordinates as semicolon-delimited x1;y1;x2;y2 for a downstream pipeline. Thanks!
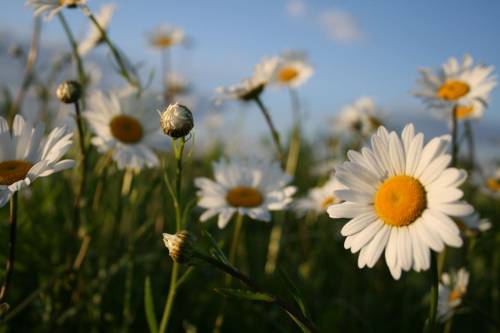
162;230;195;264
56;80;82;104
159;103;194;138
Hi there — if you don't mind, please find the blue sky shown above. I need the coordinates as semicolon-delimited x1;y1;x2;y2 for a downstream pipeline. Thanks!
1;0;500;153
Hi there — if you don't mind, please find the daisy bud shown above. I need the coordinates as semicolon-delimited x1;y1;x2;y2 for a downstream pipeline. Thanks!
162;230;195;264
56;80;82;104
159;103;194;138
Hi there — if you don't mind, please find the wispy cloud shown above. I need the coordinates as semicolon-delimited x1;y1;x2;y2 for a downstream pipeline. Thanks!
286;0;307;18
319;10;364;43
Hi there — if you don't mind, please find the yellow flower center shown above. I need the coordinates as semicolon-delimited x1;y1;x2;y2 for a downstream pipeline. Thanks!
486;178;500;192
226;186;263;208
455;105;474;119
278;67;299;83
59;0;79;7
109;115;144;144
0;160;33;186
374;175;426;227
154;36;173;48
448;289;462;303
437;80;470;101
320;196;335;210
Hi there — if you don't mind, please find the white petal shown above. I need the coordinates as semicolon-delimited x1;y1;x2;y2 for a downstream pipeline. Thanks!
397;227;413;271
350;220;383;253
365;225;390;268
341;212;378;236
328;202;372;219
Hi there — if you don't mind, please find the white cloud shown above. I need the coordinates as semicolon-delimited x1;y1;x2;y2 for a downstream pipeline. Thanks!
286;0;306;18
319;10;364;43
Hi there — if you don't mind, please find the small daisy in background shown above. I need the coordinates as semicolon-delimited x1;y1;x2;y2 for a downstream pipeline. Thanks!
165;73;191;97
78;3;116;56
333;97;384;138
0;115;75;207
438;268;469;323
195;157;296;229
84;89;169;170
295;176;345;216
148;25;185;50
414;54;497;120
455;212;491;236
328;124;473;279
479;166;500;199
269;51;314;88
26;0;86;20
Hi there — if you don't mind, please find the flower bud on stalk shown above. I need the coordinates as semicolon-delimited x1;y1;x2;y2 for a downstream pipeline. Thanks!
159;103;194;138
162;230;196;264
56;80;82;104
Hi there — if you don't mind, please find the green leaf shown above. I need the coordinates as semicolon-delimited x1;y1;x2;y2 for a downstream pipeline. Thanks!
201;229;231;266
214;288;275;302
144;276;158;333
278;269;311;320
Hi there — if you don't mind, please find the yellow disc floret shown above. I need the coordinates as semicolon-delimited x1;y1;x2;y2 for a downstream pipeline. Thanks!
110;115;144;144
374;175;426;227
0;160;33;186
278;67;299;83
226;186;263;208
437;80;470;101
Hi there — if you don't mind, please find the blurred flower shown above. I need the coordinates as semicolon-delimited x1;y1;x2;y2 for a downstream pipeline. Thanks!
328;124;473;279
27;0;86;20
333;97;383;137
0;115;75;207
84;89;169;170
195;157;296;229
148;25;185;49
295;175;345;216
414;54;497;120
78;4;115;56
215;57;275;103
163;231;195;264
455;212;491;236
159;103;194;138
270;51;314;88
165;73;191;97
479;166;500;198
438;268;469;322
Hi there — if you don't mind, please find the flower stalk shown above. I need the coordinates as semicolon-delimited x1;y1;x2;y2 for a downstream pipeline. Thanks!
0;193;19;304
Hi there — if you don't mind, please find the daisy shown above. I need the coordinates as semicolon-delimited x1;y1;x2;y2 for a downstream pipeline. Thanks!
438;268;469;322
328;124;474;279
165;73;191;97
0;115;75;207
78;4;115;56
84;89;169;170
455;212;491;235
215;57;276;103
270;51;314;88
195;157;296;229
295;176;345;216
147;25;185;49
26;0;86;20
333;97;383;137
480;167;500;198
414;54;497;120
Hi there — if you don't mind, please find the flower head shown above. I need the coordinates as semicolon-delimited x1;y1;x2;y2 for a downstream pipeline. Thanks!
78;4;115;56
56;80;82;104
479;166;500;198
0;115;75;207
148;25;185;49
159;103;194;138
328;124;474;279
27;0;86;20
333;97;383;137
84;89;169;170
414;54;497;120
270;51;314;88
438;268;469;322
455;212;491;236
294;176;345;216
195;157;296;229
163;231;196;264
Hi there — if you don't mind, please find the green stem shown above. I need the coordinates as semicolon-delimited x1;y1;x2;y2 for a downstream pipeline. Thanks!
443;317;453;333
254;96;285;168
464;120;475;170
450;106;459;165
427;252;439;332
57;13;87;106
286;88;302;176
72;101;88;233
0;193;19;304
158;137;186;333
80;5;140;89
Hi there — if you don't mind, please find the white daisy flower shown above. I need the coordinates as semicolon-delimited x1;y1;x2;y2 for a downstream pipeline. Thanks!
78;4;115;56
165;72;191;96
334;97;383;137
479;167;500;198
148;25;185;49
414;54;497;120
438;268;469;322
0;115;75;207
26;0;86;20
328;124;474;279
195;157;296;229
215;57;277;103
270;51;314;88
84;89;169;170
295;176;345;216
